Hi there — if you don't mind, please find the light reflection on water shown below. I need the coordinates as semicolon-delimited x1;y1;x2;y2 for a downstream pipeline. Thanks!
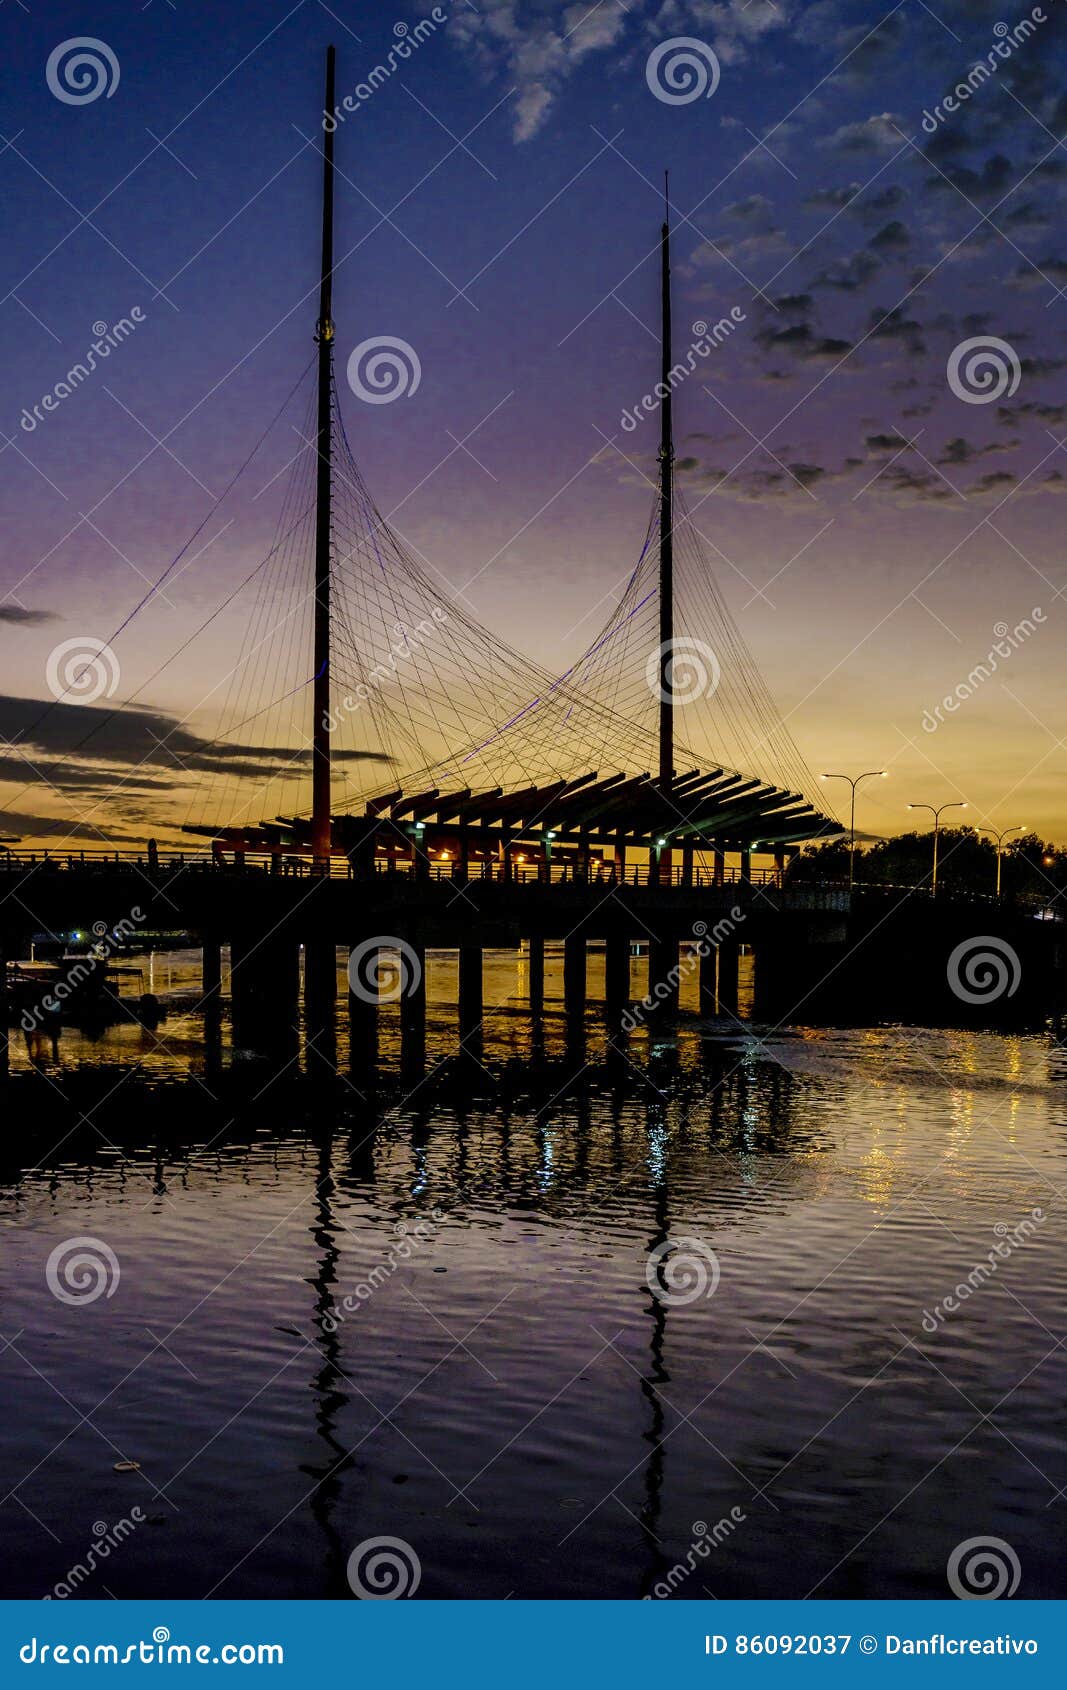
0;949;1065;1598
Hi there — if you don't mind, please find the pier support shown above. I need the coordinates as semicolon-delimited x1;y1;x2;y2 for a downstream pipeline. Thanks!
526;936;544;1017
0;940;7;1078
564;934;586;1021
304;938;337;1072
459;942;483;1053
400;941;426;1073
699;941;716;1017
202;937;221;1005
605;933;630;1020
348;942;378;1073
648;934;679;1015
718;942;740;1018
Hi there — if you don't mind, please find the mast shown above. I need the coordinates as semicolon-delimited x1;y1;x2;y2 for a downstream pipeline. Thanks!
311;44;336;864
657;177;674;788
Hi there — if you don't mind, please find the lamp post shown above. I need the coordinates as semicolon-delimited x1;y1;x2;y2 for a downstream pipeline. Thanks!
977;823;1025;898
820;770;887;890
908;800;967;897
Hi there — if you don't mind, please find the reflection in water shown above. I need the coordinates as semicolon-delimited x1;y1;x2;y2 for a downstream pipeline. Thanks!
0;950;1065;1599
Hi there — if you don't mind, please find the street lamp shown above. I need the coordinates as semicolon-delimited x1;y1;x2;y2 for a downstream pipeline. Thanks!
820;770;888;890
977;823;1026;898
908;800;967;897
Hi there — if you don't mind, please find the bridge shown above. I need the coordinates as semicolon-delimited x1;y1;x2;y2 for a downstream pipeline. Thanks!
12;49;1050;1078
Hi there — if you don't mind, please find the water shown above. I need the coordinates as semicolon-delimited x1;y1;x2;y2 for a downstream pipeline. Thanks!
1;949;1065;1599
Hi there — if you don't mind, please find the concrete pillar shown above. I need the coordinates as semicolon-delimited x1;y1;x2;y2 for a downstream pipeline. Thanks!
698;942;716;1016
0;939;8;1077
459;942;483;1047
348;942;378;1073
740;849;752;888
400;941;426;1073
564;934;586;1019
681;843;694;887
648;934;680;1014
605;933;630;1016
773;848;786;889
713;847;725;887
614;838;627;882
305;937;337;1010
527;936;544;1016
202;937;221;1004
718;942;740;1017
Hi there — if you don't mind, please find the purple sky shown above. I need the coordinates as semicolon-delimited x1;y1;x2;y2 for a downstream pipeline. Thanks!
3;0;1067;847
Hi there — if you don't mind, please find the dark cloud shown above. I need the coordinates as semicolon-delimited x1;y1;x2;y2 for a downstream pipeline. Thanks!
998;401;1067;426
0;608;59;626
810;248;881;291
0;694;392;827
868;219;910;254
754;321;853;361
866;433;909;454
926;153;1014;199
867;304;926;356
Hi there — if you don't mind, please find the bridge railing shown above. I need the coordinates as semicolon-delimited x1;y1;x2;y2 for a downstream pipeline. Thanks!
0;848;784;889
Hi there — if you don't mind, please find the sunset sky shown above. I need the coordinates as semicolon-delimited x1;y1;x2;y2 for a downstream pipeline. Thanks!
3;0;1067;847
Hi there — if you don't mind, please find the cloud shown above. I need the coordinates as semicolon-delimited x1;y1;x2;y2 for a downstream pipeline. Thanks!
868;219;910;254
754;320;853;361
867;304;926;355
927;153;1014;199
448;0;629;142
724;193;775;220
0;607;59;626
810;248;881;291
821;112;904;154
0;694;391;834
